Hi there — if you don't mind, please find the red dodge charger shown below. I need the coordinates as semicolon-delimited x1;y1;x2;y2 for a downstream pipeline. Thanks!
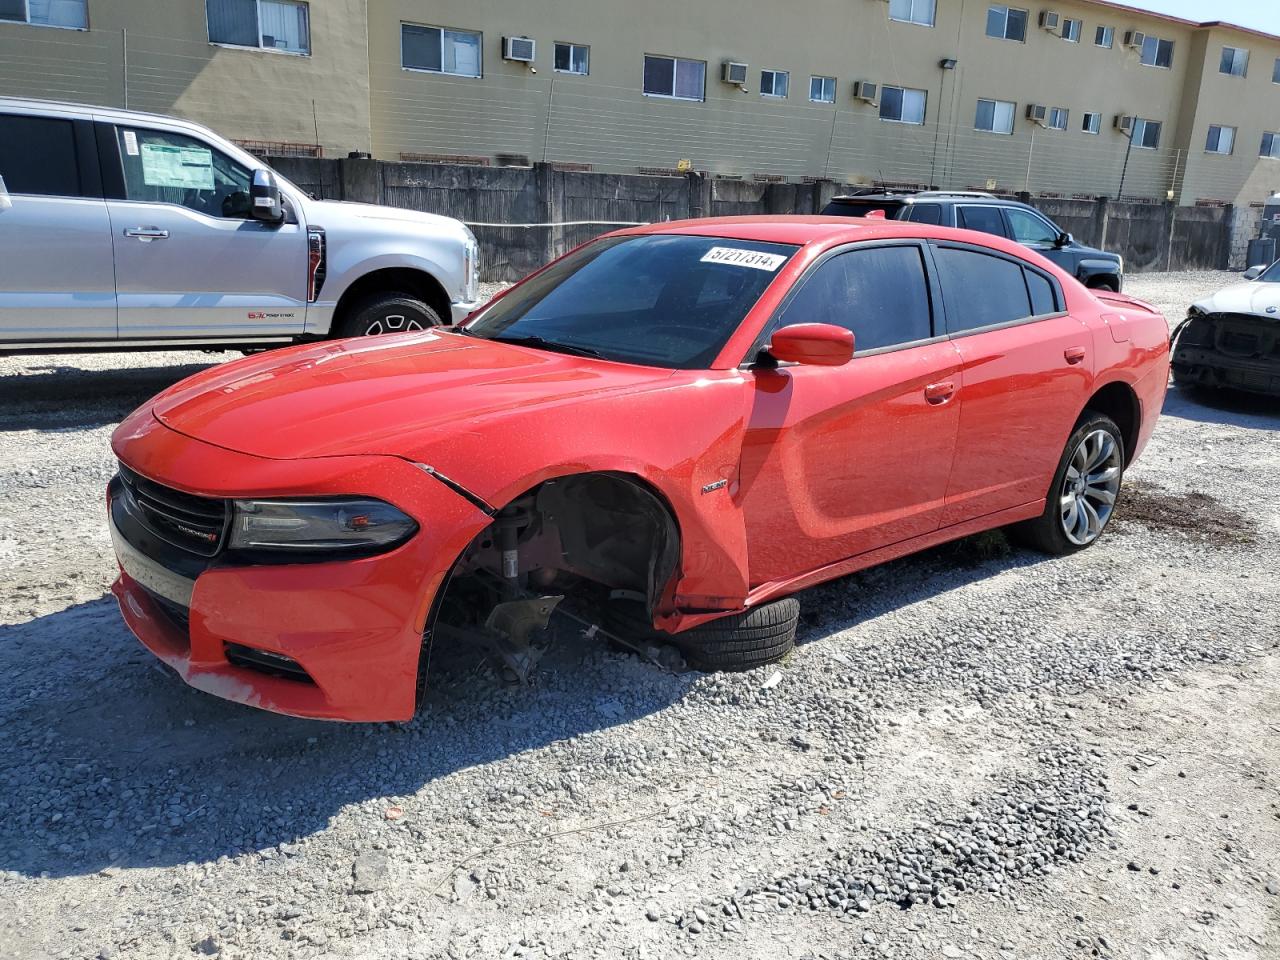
108;217;1170;721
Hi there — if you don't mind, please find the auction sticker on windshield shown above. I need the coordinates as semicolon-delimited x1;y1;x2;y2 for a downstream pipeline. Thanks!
700;247;787;271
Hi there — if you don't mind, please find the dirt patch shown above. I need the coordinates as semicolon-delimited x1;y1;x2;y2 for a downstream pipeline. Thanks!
1118;482;1256;545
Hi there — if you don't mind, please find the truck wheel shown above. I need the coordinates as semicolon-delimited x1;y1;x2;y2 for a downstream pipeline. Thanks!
1087;280;1117;292
675;597;799;671
337;292;443;338
1008;413;1125;555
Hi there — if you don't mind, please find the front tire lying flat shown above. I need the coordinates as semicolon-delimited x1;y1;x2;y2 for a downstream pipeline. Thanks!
676;597;799;671
1010;413;1125;555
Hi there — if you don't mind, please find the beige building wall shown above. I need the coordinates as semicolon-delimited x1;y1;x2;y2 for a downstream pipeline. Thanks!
0;0;372;156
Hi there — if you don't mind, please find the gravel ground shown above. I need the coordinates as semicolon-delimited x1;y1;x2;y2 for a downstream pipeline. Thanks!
1;272;1278;960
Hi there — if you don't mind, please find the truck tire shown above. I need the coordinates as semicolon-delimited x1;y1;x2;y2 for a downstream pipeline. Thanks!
674;598;799;671
337;292;444;338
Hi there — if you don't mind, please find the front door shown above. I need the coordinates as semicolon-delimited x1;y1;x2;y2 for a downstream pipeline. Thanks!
739;243;963;588
1003;206;1072;272
104;124;306;340
930;241;1094;524
0;112;116;342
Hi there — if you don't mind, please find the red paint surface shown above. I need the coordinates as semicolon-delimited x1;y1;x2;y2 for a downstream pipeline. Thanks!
111;217;1169;721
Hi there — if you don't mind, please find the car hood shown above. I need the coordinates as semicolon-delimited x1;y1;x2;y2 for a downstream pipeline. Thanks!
151;332;672;461
1192;280;1280;318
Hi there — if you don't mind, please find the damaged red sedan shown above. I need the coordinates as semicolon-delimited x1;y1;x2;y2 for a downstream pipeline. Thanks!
109;217;1170;721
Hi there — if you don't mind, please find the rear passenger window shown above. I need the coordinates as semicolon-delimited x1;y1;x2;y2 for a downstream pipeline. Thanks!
776;245;933;352
0;114;81;198
1026;269;1059;315
933;246;1032;332
907;204;943;225
957;206;1007;237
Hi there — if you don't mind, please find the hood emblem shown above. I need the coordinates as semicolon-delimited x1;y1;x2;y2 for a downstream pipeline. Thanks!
1267;306;1277;314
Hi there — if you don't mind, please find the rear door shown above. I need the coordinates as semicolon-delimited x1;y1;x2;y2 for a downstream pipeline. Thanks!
932;242;1093;524
740;242;963;586
0;111;116;342
955;204;1010;239
101;122;306;340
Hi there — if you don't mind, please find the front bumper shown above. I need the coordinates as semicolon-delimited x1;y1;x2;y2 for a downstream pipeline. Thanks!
108;417;490;721
1172;348;1280;397
450;298;484;325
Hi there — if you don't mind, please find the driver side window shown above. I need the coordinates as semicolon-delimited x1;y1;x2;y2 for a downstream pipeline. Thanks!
1005;209;1059;245
116;127;254;219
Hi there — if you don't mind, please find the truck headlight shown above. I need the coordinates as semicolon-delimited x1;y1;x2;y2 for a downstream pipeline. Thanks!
463;228;480;303
228;499;417;556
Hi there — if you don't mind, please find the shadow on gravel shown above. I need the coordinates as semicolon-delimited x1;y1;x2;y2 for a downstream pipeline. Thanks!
0;595;682;879
1162;384;1280;430
0;529;1055;881
0;361;218;431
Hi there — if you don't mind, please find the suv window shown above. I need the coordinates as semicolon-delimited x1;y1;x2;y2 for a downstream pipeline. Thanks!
777;245;933;352
0;113;81;198
1005;208;1059;245
115;127;254;219
934;246;1036;332
905;203;943;225
957;205;1007;237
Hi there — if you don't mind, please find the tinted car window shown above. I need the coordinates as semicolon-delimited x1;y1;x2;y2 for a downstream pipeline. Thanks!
776;245;932;352
0;114;81;198
957;205;1007;237
466;234;796;369
906;203;943;225
934;246;1032;332
1026;269;1059;315
1005;208;1059;245
116;127;254;219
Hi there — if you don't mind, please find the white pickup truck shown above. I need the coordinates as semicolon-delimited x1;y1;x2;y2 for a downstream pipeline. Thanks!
0;97;481;353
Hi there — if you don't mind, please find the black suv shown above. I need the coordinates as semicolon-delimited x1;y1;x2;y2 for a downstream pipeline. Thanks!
821;191;1124;292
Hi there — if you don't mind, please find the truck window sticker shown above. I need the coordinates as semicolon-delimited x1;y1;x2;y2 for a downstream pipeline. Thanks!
140;142;215;191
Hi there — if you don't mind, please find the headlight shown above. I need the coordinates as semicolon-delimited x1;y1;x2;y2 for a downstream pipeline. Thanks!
462;227;480;303
228;498;417;556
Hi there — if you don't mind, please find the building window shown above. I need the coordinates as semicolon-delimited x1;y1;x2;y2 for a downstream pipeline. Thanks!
643;55;705;101
986;5;1028;42
1205;125;1235;155
206;0;309;54
1219;46;1249;77
1274;57;1280;83
880;85;926;124
554;42;589;75
1060;18;1081;42
402;23;482;77
1261;132;1280;159
1139;35;1174;69
1132;118;1162;149
888;0;935;27
1095;25;1114;48
809;75;836;103
1082;112;1101;134
975;98;1015;134
1048;107;1069;130
760;69;789;98
0;0;87;28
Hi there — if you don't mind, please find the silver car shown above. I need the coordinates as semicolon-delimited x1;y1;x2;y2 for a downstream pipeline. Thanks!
0;97;481;353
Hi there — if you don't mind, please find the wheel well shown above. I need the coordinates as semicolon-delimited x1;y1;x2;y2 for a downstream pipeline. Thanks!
333;267;451;329
1083;382;1140;464
1083;273;1119;290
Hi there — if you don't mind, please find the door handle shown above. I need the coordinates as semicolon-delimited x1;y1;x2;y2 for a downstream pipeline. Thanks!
924;380;956;405
1064;345;1086;365
124;227;169;240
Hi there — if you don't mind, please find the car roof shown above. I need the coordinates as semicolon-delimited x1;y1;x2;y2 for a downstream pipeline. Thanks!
0;96;204;129
622;215;964;247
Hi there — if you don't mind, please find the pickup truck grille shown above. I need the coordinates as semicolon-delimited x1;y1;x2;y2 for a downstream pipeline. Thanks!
118;464;228;557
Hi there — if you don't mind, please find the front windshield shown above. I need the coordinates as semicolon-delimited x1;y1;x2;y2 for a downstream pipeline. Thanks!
464;234;797;369
1259;260;1280;283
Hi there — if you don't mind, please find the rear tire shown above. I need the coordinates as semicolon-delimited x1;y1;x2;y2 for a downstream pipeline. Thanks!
1008;413;1125;556
336;291;443;338
674;598;799;671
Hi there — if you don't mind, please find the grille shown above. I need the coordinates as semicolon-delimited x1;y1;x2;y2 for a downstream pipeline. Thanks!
118;465;228;557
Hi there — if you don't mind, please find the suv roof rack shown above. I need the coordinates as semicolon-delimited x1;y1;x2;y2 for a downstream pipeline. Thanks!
912;190;997;199
830;188;998;203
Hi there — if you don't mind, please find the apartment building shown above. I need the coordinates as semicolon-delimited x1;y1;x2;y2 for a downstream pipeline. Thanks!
2;0;1278;206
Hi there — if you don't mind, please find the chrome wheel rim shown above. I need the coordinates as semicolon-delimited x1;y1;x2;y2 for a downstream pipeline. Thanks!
1059;429;1122;546
364;313;425;336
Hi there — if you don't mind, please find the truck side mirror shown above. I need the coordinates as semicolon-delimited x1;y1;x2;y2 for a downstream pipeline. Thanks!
1056;231;1073;248
250;169;285;225
1243;265;1265;280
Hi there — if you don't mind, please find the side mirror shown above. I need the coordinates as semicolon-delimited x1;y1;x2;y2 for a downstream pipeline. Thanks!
1243;265;1265;280
1056;231;1073;248
767;323;854;367
250;169;285;224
